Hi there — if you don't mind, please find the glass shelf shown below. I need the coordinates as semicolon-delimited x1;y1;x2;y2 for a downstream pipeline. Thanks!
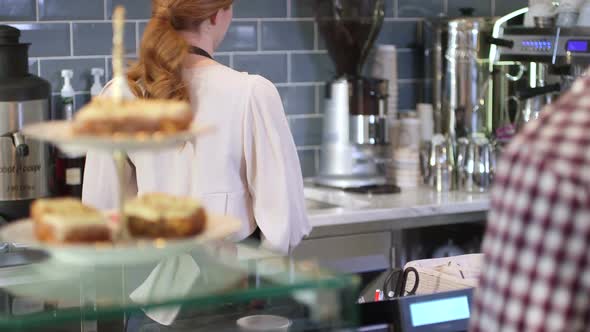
0;241;359;332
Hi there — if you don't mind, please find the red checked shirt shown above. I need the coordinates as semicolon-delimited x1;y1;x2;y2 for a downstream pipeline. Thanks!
470;73;590;332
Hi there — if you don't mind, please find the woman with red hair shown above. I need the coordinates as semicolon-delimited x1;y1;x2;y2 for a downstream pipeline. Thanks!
82;0;311;254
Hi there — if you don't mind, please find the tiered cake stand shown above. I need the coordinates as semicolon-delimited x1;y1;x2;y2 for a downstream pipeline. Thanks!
0;121;239;266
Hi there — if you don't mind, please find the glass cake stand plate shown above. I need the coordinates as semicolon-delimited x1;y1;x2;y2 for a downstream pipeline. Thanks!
22;121;213;154
0;214;240;266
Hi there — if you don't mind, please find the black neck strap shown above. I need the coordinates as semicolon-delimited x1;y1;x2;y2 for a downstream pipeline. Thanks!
189;46;213;60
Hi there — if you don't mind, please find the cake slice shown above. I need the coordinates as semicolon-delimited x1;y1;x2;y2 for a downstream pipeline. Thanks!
124;193;206;239
31;198;112;244
72;97;193;136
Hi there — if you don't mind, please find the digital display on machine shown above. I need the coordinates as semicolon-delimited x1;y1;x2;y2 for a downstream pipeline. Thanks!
409;296;471;327
567;40;590;52
521;40;552;50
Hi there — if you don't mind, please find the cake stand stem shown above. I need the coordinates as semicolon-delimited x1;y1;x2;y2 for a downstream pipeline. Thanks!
113;150;129;239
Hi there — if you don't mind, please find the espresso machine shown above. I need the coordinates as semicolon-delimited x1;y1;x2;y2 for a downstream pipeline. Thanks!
314;0;392;190
493;24;590;137
0;26;51;223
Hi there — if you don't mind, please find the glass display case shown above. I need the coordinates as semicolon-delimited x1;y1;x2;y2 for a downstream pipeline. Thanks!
0;242;359;332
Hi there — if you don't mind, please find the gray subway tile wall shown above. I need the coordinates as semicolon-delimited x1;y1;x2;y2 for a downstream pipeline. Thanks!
289;117;323;147
278;86;316;115
298;149;317;178
291;53;333;83
217;21;257;52
261;21;315;51
398;0;444;18
0;0;529;178
291;0;315;18
233;0;287;18
73;22;136;56
10;23;70;57
28;59;39;76
233;53;288;83
447;0;492;17
39;0;104;21
495;0;529;16
107;0;152;19
0;0;35;21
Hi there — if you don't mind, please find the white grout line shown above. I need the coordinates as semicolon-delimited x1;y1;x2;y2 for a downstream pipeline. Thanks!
0;19;148;24
69;23;74;56
274;82;322;87
2;17;415;24
383;17;423;22
287;114;323;120
393;0;399;17
36;59;41;76
278;81;331;86
443;0;448;14
214;48;413;55
104;0;108;20
491;0;496;16
287;0;292;18
233;17;314;22
31;50;335;60
34;55;107;60
223;50;328;55
35;0;40;21
51;91;92;96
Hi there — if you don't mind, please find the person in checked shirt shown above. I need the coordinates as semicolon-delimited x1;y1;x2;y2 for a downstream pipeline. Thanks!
470;73;590;332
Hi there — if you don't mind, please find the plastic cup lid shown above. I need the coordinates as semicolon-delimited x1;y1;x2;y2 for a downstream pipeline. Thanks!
237;315;292;331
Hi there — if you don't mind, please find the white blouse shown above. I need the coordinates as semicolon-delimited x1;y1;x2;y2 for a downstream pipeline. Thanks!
82;65;311;254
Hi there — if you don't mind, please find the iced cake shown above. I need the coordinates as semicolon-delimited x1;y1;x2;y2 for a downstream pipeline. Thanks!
31;198;112;244
124;193;206;239
72;97;193;136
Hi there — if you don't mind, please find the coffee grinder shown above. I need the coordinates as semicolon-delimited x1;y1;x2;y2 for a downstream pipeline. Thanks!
315;0;394;191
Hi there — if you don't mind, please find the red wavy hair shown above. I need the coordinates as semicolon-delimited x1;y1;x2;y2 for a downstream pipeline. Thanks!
127;0;233;101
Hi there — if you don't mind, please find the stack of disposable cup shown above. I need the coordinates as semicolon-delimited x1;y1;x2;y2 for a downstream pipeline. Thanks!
371;44;398;118
387;114;422;188
390;146;422;188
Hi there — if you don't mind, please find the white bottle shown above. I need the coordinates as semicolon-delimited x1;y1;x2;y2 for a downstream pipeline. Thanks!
90;68;105;97
59;70;86;195
60;69;75;120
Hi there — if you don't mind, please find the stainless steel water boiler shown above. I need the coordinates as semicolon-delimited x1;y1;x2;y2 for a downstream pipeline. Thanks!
0;25;51;222
443;17;497;139
425;14;502;138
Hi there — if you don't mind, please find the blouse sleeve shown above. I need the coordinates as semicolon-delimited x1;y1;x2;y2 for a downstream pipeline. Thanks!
243;76;312;254
81;82;138;210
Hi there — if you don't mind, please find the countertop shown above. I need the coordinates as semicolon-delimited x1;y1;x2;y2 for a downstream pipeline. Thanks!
304;186;490;229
